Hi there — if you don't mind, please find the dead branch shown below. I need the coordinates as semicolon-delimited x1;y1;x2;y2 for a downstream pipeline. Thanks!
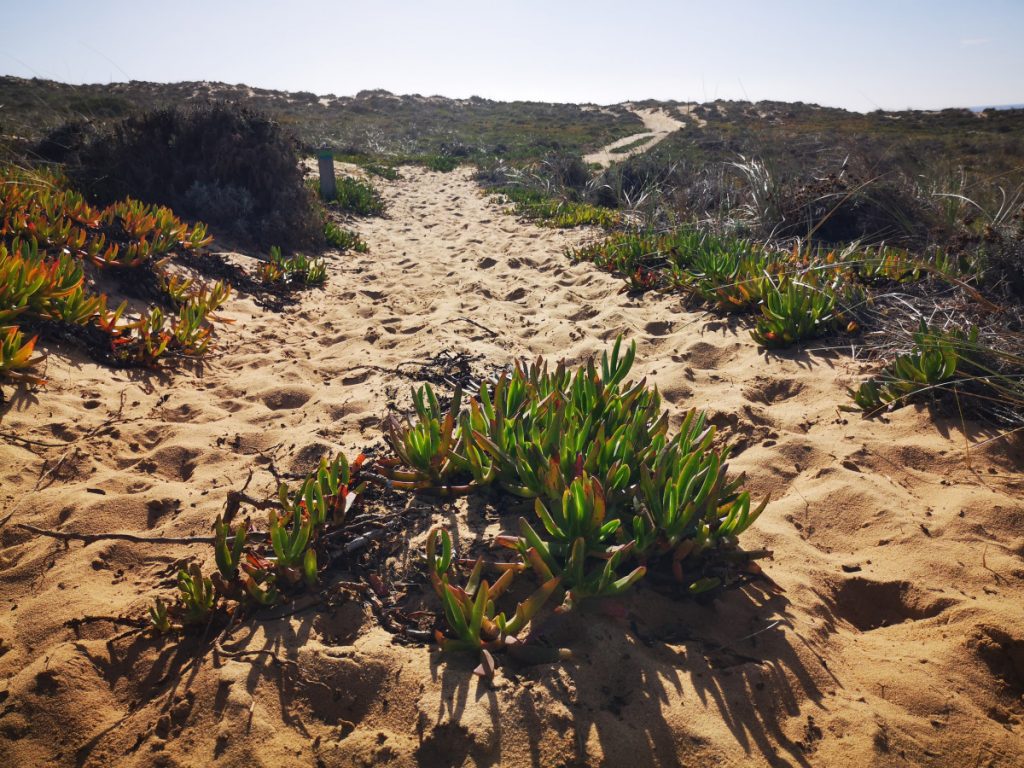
15;522;266;546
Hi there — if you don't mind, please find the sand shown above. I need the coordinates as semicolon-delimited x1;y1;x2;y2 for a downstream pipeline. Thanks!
1;164;1023;767
583;108;686;168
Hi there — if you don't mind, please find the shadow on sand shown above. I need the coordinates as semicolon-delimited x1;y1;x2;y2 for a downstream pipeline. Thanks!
432;579;827;768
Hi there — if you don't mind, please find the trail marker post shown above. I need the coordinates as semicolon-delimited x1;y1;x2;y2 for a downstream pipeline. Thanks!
318;149;336;200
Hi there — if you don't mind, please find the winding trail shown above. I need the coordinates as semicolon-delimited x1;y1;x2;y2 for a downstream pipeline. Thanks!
584;106;687;168
1;165;1022;767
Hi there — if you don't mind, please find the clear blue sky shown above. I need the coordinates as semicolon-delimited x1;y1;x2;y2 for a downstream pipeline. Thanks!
3;1;1022;111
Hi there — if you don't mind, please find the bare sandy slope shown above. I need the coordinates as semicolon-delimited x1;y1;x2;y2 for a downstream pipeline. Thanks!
1;166;1023;767
584;107;686;168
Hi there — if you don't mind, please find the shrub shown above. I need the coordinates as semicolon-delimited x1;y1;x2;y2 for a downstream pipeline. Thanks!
590;153;686;210
39;104;323;250
978;232;1024;301
538;153;591;192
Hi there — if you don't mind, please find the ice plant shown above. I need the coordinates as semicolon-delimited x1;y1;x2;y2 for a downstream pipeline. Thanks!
750;276;838;348
0;326;44;384
177;564;215;626
427;528;561;653
403;337;770;653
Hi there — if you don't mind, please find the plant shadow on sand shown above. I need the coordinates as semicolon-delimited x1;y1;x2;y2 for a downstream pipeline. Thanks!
430;579;822;768
67;594;356;765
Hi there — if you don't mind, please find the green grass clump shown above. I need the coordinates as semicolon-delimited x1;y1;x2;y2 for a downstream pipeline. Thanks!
422;154;461;173
494;186;619;229
381;337;768;656
330;176;387;216
324;222;368;252
364;163;401;180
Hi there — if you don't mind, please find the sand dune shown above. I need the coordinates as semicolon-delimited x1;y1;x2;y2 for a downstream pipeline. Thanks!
1;165;1022;767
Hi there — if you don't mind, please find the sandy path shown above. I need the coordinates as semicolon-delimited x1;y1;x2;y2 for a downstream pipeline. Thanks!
1;167;1022;767
584;107;686;168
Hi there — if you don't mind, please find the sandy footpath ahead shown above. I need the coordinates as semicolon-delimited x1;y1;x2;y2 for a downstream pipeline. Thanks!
1;165;1022;767
584;107;686;168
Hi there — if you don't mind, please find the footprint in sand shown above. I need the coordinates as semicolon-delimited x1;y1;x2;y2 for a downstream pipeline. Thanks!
643;320;675;337
258;385;313;411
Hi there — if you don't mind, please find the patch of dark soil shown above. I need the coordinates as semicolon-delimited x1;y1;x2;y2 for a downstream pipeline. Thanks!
393;349;492;397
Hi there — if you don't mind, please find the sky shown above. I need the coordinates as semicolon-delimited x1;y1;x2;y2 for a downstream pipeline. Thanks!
2;0;1022;112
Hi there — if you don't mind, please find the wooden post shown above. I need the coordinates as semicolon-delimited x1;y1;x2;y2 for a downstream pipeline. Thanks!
317;149;336;200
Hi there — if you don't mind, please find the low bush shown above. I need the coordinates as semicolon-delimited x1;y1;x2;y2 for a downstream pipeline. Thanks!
38;104;323;250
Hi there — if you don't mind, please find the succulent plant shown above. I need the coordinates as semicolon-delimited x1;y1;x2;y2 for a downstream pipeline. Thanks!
267;508;314;572
319;453;367;524
176;564;215;626
850;321;971;411
427;527;560;652
381;384;477;492
256;260;285;284
0;326;44;384
239;554;280;606
148;597;172;633
324;222;368;252
214;516;247;579
259;246;327;286
406;337;770;646
750;277;838;348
